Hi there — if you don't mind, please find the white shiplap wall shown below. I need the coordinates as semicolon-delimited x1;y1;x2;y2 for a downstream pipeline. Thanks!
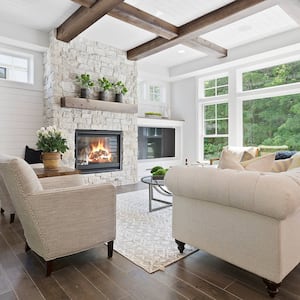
0;44;44;157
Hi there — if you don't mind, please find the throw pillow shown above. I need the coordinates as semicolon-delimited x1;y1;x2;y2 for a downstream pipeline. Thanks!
288;152;300;170
218;150;244;170
24;145;43;164
272;157;293;172
275;151;296;160
241;151;254;162
241;153;275;172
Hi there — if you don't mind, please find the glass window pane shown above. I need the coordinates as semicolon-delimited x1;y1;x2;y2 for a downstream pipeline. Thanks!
12;57;28;68
204;79;215;89
217;76;228;86
205;88;215;97
217;119;228;134
204;137;228;161
205;120;216;135
217;86;228;95
243;93;300;150
204;105;215;119
0;54;12;65
243;60;300;91
217;103;228;118
12;70;27;82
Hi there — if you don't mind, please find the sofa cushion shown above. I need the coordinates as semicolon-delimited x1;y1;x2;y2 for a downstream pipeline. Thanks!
241;153;275;172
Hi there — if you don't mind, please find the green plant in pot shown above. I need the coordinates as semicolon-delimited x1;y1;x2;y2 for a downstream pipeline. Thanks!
150;165;168;180
97;77;112;101
113;81;128;102
75;73;94;98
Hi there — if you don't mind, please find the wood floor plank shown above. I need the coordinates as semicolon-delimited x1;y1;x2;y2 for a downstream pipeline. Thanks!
92;259;187;300
74;262;130;300
0;234;44;300
18;252;69;300
0;291;18;300
0;264;13;296
176;252;235;288
165;264;239;300
152;270;214;300
52;265;107;299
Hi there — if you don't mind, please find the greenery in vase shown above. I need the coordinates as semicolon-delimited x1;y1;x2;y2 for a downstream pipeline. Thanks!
113;81;128;95
36;126;69;153
98;77;113;92
75;73;94;88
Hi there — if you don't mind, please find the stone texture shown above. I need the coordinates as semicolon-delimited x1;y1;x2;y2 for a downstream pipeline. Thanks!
43;31;138;185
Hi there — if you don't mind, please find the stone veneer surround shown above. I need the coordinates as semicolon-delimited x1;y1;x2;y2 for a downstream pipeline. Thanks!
43;31;138;185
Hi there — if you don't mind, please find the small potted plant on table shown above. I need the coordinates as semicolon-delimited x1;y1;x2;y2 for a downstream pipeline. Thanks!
97;77;112;101
75;73;94;98
113;80;128;102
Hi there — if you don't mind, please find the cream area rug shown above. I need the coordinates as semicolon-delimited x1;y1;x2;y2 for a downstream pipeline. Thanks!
114;189;197;273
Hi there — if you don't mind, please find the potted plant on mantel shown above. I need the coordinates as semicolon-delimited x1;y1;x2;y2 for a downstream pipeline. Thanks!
113;80;128;102
75;73;94;98
36;126;69;170
97;77;113;101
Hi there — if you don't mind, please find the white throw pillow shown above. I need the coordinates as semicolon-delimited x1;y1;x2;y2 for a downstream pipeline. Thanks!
241;153;275;172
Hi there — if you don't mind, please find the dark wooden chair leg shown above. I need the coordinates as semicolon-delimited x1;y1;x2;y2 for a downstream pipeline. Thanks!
175;239;185;253
25;242;31;252
0;208;4;214
10;213;15;224
263;278;281;298
107;240;114;258
46;260;53;277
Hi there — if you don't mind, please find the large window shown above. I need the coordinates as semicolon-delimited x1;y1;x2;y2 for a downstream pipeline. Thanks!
203;102;228;159
243;60;300;91
204;76;228;97
243;94;300;150
0;51;33;83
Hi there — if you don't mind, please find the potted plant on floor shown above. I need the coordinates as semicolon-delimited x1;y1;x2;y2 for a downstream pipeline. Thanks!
75;73;94;98
36;126;69;170
97;77;113;101
113;80;128;102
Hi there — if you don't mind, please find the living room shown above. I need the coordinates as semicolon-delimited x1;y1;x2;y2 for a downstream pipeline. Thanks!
1;0;300;299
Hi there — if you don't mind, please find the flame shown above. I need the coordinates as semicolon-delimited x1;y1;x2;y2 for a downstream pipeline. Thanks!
88;139;112;162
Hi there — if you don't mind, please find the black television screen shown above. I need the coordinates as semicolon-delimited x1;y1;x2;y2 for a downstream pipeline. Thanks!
138;127;175;159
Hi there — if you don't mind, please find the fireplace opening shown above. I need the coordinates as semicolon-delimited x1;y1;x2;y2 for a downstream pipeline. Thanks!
75;129;122;173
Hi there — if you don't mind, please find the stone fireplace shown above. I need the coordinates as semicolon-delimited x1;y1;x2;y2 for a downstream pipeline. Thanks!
43;31;138;185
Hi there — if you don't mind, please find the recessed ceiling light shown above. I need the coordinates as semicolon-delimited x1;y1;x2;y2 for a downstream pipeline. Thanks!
178;49;185;54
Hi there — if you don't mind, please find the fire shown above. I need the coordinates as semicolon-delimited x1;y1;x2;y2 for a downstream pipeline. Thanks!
88;139;112;163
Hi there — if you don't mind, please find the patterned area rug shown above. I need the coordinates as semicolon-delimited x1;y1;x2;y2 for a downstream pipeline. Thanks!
114;189;197;273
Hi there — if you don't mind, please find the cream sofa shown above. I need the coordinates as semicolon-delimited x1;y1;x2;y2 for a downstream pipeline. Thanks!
0;154;116;275
165;165;300;298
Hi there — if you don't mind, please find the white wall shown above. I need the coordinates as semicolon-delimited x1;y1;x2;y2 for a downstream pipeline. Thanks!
170;77;198;163
0;44;44;157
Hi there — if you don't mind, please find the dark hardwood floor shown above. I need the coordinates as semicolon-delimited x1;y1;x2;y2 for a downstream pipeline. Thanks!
1;183;300;299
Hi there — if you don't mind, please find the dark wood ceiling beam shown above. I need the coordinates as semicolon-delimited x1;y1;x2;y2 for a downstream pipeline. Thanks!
57;0;124;42
127;0;274;60
183;37;227;57
71;0;96;8
108;3;178;40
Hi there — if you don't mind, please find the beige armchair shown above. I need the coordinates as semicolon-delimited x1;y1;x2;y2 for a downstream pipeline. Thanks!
0;154;116;276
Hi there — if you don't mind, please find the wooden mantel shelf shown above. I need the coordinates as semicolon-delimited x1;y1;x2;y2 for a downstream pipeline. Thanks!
61;97;138;114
